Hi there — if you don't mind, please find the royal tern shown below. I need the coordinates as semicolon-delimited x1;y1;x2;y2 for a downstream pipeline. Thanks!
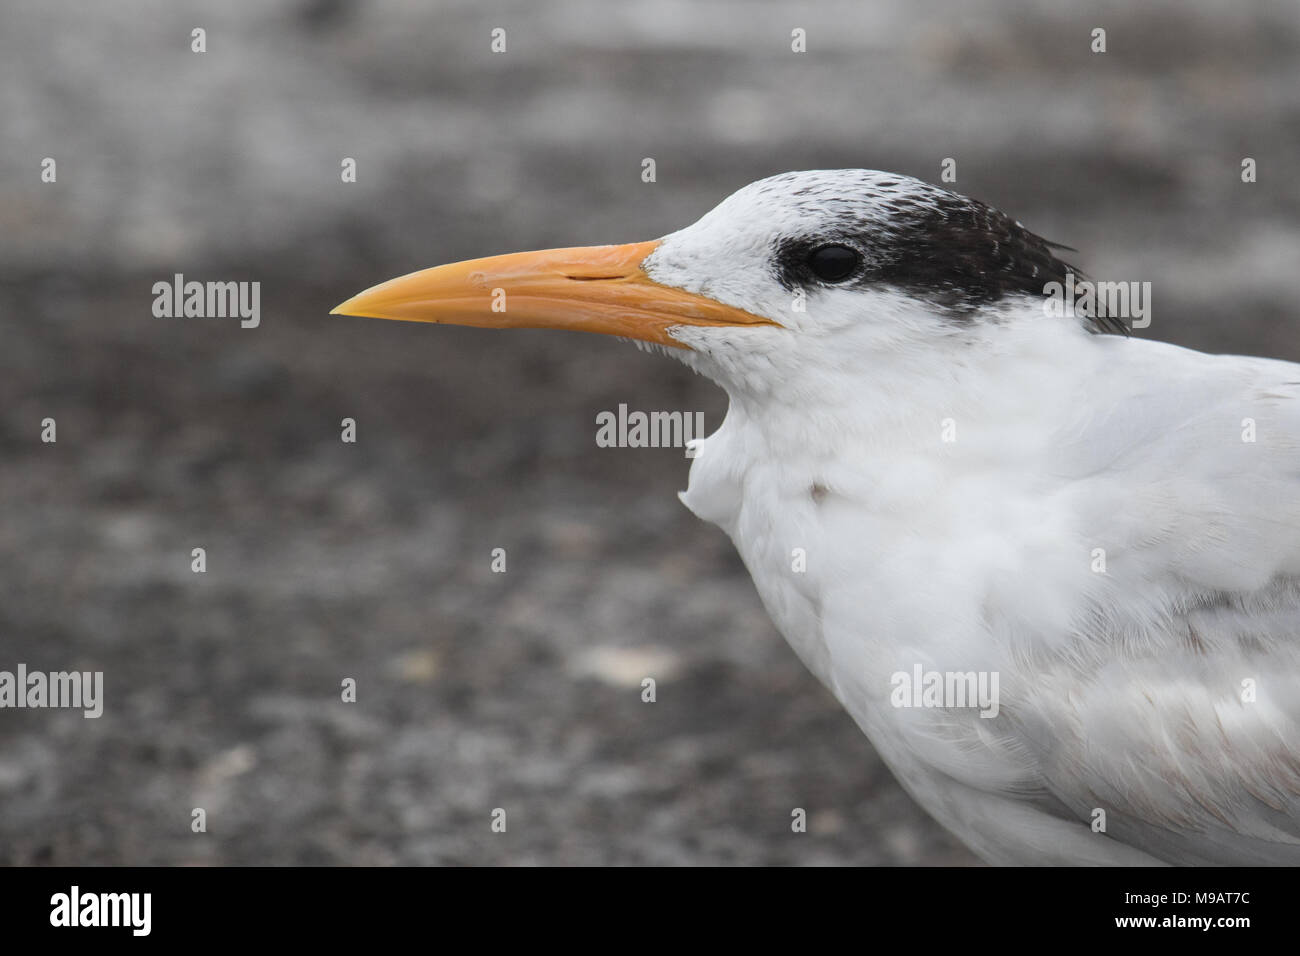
334;170;1300;865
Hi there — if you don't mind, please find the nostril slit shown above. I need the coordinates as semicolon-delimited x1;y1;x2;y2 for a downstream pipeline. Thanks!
565;274;624;282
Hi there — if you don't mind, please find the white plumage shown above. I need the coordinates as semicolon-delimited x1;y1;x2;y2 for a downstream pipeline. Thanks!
660;171;1300;864
337;168;1300;865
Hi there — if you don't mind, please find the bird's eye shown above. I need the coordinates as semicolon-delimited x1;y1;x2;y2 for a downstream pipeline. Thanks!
806;244;862;283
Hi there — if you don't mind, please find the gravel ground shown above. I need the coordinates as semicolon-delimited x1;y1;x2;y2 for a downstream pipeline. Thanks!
1;0;1298;864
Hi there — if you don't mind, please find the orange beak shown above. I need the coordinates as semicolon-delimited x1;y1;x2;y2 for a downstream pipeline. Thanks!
330;240;775;349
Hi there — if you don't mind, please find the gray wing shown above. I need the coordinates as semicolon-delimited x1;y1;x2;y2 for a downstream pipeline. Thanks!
1014;349;1300;864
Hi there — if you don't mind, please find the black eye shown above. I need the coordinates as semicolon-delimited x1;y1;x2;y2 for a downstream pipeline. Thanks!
806;244;861;283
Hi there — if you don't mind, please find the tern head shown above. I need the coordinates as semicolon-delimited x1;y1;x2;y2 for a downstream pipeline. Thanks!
333;169;1114;399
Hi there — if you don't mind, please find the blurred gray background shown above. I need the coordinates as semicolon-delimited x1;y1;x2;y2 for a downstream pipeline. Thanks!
2;0;1298;865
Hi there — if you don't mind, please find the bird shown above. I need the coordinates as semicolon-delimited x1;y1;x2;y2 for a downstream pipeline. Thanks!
333;169;1300;865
